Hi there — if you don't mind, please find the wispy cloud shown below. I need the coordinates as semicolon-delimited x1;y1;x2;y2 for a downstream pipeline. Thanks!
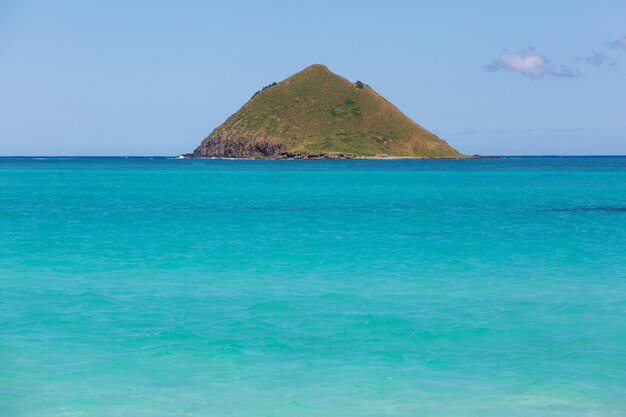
586;51;609;66
485;47;582;79
550;65;583;78
609;37;626;51
583;51;617;68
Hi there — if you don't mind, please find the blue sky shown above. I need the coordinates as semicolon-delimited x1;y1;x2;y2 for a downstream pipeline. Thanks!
1;0;625;155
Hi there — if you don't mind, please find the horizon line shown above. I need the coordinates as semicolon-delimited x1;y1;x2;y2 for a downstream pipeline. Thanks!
1;155;626;158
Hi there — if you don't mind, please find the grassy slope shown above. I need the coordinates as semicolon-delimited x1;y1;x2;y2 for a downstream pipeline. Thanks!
198;64;463;158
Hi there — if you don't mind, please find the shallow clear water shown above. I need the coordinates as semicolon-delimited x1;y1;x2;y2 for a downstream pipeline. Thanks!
1;157;625;417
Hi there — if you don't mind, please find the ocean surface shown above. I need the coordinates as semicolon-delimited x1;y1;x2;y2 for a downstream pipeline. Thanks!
1;156;625;417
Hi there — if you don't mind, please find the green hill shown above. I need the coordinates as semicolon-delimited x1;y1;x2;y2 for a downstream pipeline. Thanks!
190;64;463;158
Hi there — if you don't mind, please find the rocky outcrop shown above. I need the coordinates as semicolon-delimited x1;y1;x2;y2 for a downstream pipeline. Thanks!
189;137;355;159
275;152;355;159
191;132;356;159
192;133;285;158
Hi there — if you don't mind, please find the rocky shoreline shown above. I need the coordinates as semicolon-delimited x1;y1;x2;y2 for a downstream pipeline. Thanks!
179;152;355;159
178;153;500;160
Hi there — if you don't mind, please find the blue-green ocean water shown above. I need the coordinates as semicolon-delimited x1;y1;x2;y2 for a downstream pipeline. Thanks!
1;157;625;417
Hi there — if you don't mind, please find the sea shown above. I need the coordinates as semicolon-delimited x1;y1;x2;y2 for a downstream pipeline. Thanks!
1;156;625;417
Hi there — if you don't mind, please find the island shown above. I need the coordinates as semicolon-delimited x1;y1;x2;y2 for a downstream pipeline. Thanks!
185;64;464;159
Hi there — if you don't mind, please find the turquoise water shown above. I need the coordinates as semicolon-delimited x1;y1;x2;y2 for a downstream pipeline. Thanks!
1;157;625;417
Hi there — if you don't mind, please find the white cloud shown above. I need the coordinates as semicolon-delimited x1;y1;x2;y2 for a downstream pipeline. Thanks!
485;47;582;79
501;49;547;77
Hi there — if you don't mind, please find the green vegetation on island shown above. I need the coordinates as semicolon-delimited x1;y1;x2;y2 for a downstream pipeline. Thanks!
190;64;463;159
